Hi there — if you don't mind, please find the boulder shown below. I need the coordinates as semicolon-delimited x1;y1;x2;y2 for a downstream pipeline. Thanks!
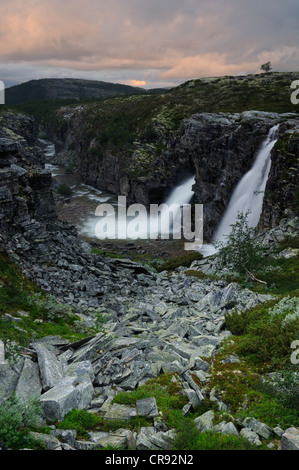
15;358;42;403
136;427;176;450
91;429;133;449
194;410;215;432
39;375;94;422
281;427;299;450
213;421;239;437
0;363;18;405
34;343;64;392
240;428;262;446
29;432;61;450
243;417;272;439
136;398;159;418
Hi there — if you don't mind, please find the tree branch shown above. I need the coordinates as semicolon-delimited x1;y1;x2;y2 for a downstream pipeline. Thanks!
245;268;267;285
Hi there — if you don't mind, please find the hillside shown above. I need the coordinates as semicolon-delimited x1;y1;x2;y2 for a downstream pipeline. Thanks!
5;78;148;106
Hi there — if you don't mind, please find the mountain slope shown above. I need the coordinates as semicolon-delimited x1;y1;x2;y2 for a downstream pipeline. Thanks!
5;78;147;105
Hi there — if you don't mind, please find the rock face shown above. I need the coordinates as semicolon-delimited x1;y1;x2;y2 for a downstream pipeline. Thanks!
48;108;299;240
260;124;299;229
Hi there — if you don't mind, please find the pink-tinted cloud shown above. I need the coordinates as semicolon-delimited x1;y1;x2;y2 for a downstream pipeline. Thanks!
0;0;298;86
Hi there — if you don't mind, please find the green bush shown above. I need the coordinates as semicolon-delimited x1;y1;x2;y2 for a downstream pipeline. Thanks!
0;395;42;449
57;409;102;438
224;297;299;368
274;371;299;411
151;252;203;272
213;211;265;277
57;183;72;197
112;374;188;427
172;422;265;450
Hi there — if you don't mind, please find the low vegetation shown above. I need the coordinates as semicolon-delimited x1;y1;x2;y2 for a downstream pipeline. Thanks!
0;395;44;450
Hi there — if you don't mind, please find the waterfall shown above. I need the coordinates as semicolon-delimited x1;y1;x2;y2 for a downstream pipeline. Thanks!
202;124;280;257
126;174;196;239
164;175;196;207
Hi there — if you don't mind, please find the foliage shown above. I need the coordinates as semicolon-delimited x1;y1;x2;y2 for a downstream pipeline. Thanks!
225;299;299;368
57;409;102;439
212;211;265;276
112;374;188;427
269;296;299;327
273;371;299;410
93;310;108;331
57;408;151;438
0;395;42;449
172;423;265;450
260;62;272;73
151;252;203;272
57;183;72;197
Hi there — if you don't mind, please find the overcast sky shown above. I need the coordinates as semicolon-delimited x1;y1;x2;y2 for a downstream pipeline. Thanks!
0;0;298;88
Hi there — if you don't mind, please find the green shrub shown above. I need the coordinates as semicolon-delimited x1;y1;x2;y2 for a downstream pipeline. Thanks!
237;388;299;429
112;374;188;427
213;211;265;277
57;183;72;197
0;395;42;449
172;423;265;450
274;371;299;411
57;409;102;438
151;252;203;272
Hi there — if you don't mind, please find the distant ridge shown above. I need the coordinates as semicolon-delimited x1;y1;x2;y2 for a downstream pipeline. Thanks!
5;78;148;105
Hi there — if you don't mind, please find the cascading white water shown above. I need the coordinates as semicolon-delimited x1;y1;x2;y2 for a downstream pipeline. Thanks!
124;174;196;239
164;175;196;207
82;174;196;240
157;174;196;238
202;124;280;257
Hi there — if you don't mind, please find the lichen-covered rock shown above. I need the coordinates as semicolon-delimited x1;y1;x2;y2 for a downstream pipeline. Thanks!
194;410;215;432
0;363;19;406
15;358;42;403
136;398;159;418
281;427;299;450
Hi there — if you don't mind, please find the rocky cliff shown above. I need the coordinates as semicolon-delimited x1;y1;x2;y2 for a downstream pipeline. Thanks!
48;107;299;240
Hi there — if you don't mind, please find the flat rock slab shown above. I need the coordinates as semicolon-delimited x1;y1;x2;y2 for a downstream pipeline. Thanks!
104;403;137;421
92;429;133;449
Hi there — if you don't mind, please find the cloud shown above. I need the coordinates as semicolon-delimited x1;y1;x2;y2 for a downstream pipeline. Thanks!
129;80;147;87
0;0;298;87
